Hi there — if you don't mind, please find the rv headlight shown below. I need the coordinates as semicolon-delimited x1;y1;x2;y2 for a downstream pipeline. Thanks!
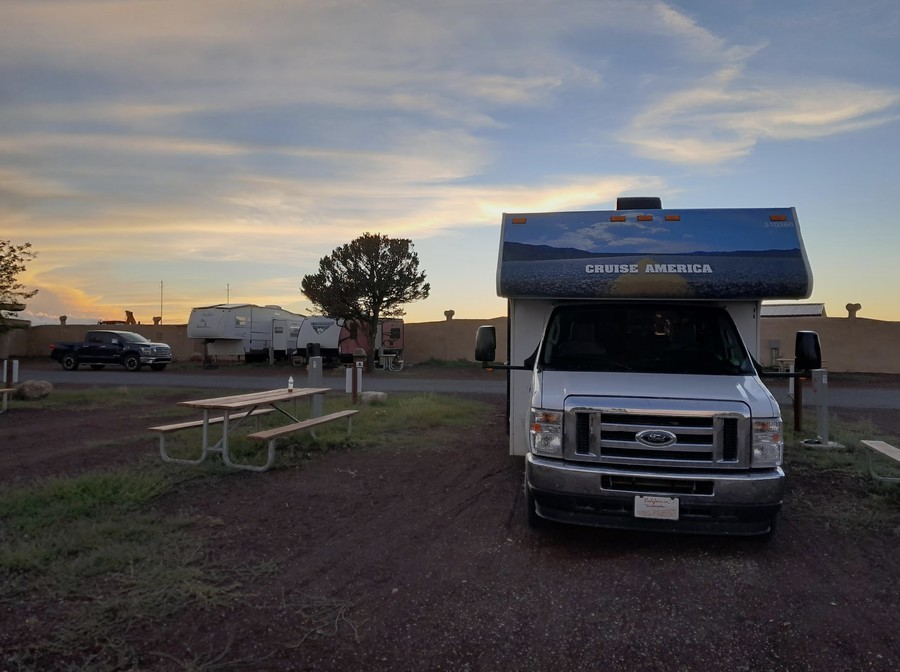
752;418;783;467
530;409;562;456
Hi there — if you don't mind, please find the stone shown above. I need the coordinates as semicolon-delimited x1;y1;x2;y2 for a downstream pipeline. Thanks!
360;391;388;405
14;380;53;400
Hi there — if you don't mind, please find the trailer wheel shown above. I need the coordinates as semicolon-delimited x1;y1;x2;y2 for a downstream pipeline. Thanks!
61;354;79;371
123;354;141;371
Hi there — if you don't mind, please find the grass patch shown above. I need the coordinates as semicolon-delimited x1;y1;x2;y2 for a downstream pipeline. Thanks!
410;357;481;369
14;386;225;411
0;468;233;671
783;409;900;532
0;391;491;670
347;392;491;452
157;392;493;465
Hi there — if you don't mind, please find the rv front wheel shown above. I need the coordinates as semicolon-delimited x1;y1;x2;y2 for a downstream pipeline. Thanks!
525;478;545;529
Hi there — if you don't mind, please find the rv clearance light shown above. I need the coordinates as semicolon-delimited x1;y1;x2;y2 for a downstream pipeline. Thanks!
665;214;681;221
770;215;787;222
637;215;654;221
512;217;527;224
610;215;627;222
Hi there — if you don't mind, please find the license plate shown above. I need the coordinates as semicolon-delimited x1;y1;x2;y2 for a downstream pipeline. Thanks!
634;495;679;520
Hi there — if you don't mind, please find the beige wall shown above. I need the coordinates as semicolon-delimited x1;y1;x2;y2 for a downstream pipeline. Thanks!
18;324;200;360
15;320;505;365
403;317;508;364
760;316;900;374
7;314;900;374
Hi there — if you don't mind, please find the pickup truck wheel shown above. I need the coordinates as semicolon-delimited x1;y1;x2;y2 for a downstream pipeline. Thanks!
61;354;79;371
123;355;141;371
149;364;167;371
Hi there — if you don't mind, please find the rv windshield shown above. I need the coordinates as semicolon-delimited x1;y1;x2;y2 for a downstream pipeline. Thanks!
540;304;755;376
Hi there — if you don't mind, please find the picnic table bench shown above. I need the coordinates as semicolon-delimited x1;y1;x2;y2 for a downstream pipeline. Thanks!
150;387;357;472
860;440;900;484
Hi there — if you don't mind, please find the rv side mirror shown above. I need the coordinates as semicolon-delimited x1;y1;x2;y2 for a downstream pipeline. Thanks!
475;326;497;363
794;331;822;373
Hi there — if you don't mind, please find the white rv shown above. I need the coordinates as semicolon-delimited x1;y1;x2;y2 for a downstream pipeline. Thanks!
187;304;310;361
187;304;403;366
476;198;821;536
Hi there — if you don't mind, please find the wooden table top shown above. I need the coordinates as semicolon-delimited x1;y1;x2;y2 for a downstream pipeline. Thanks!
178;387;331;411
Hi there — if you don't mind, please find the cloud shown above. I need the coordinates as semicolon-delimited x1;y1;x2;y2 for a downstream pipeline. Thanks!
619;5;900;165
3;0;897;323
624;70;900;164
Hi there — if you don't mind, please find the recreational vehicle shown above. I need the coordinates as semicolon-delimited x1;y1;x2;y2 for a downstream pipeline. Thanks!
187;304;311;362
187;303;404;367
476;198;821;535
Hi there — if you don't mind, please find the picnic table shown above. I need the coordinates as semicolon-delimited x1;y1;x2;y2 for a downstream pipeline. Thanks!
150;387;356;472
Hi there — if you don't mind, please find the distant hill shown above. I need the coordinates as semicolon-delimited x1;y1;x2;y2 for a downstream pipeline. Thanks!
501;241;801;262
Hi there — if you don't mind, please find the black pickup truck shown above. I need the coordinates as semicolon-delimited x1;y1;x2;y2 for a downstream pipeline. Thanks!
50;330;173;371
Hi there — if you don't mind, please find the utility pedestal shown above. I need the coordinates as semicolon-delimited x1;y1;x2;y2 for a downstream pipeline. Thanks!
801;368;843;449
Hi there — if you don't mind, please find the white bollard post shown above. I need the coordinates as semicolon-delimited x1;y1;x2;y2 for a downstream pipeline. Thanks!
811;368;829;445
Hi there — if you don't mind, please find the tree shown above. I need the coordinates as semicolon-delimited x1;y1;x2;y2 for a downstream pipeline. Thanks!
0;240;38;332
301;233;430;368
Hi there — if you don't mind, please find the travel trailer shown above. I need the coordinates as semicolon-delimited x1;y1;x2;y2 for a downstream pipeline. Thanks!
475;198;821;535
187;303;404;366
187;304;323;362
338;319;405;370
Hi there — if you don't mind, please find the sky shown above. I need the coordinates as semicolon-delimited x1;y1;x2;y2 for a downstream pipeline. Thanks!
2;0;900;326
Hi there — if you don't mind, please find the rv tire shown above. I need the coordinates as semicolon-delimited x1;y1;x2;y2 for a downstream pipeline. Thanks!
525;480;545;529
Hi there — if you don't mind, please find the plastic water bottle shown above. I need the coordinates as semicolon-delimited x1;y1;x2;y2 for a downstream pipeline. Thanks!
288;376;294;392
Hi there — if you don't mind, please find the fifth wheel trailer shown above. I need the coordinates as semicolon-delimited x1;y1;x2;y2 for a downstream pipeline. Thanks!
475;198;821;536
187;304;319;362
187;304;405;366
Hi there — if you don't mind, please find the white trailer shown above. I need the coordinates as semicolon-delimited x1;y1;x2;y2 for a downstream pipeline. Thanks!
187;304;305;361
295;316;343;364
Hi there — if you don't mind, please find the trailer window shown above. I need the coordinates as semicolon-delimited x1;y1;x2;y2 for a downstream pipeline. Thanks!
541;305;754;375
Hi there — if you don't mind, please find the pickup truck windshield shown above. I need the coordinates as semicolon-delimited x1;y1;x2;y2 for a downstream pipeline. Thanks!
540;305;755;375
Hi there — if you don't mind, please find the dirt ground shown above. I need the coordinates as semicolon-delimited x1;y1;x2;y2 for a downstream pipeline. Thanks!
1;368;899;671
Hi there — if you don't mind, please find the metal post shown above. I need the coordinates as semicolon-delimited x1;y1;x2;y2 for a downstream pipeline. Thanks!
793;375;803;432
351;348;366;404
812;368;829;445
308;355;323;418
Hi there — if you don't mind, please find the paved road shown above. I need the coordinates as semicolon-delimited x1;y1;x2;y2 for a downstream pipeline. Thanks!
15;364;900;409
16;364;508;395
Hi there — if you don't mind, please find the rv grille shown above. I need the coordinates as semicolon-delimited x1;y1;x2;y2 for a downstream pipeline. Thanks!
566;403;748;468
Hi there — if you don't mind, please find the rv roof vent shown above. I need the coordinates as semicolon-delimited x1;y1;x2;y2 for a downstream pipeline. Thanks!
264;305;282;309
617;197;662;210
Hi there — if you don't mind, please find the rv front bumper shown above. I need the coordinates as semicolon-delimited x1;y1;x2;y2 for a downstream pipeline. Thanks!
526;454;784;536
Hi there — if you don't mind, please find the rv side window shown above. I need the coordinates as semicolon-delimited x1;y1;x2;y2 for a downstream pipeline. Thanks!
541;305;754;375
